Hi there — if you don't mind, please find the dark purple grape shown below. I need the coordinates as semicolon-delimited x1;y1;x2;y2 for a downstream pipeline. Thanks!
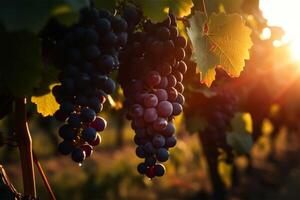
68;113;81;128
157;101;173;117
90;117;107;132
154;164;165;177
59;124;77;140
145;156;156;166
136;145;146;158
146;71;161;87
144;108;158;123
154;89;168;102
81;144;93;157
175;82;184;93
146;166;155;178
163;122;175;137
137;162;148;174
144;94;158;107
102;78;116;94
89;134;101;146
58;141;75;155
167;87;178;101
152;134;166;148
167;75;177;88
174;36;187;48
95;18;111;34
176;93;185;105
176;61;187;74
80;107;96;123
153;118;168;131
71;148;86;163
172;102;183;116
156;148;169;162
165;136;177;148
174;47;185;61
143;142;156;154
156;27;170;40
82;127;97;142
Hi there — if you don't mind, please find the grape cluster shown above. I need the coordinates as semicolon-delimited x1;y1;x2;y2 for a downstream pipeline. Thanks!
52;7;128;163
119;14;187;178
204;92;236;161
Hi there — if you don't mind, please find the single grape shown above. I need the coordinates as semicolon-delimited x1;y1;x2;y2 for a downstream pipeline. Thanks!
80;107;96;123
152;118;168;131
143;108;158;123
136;145;146;158
156;148;169;162
82;127;97;142
172;102;183;116
59;124;77;140
90;117;107;132
137;162;148;174
129;104;144;118
58;141;74;155
81;144;93;157
165;136;177;148
146;71;161;87
163;122;175;137
154;164;166;177
154;89;168;102
157;101;173;117
144;94;158;107
152;134;166;148
89;133;101;146
68;113;81;128
71;148;86;163
145;156;156;166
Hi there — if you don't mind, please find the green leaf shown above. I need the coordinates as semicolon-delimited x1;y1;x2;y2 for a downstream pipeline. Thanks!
187;12;218;86
227;112;253;154
31;84;60;117
139;0;169;23
169;0;194;18
0;0;88;32
0;30;43;97
94;0;117;12
33;66;60;96
207;13;252;77
187;12;252;86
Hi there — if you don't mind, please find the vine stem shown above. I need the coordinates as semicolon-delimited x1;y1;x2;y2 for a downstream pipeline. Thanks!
33;152;56;200
198;131;226;200
15;98;36;198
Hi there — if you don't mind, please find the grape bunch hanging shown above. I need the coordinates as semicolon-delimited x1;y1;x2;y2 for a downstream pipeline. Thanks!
119;13;188;178
51;7;128;163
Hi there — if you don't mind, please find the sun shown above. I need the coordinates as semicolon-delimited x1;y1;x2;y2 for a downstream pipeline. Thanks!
260;0;300;62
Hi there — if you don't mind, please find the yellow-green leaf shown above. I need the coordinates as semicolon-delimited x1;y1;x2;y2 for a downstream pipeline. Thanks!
227;112;253;154
31;84;60;117
169;0;194;18
187;12;218;86
139;0;169;23
187;12;252;86
207;13;253;77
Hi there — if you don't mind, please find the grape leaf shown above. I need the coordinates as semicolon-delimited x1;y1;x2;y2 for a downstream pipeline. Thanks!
0;30;43;97
187;12;218;86
138;0;193;22
31;84;60;117
0;0;88;32
208;13;252;77
227;112;253;154
139;0;169;23
94;0;117;12
188;12;252;86
169;0;194;18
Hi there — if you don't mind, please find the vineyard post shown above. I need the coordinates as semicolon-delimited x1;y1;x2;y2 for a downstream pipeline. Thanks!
198;131;226;200
15;98;36;198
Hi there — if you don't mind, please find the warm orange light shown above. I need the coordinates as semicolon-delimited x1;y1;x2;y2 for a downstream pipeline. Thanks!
260;0;300;62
